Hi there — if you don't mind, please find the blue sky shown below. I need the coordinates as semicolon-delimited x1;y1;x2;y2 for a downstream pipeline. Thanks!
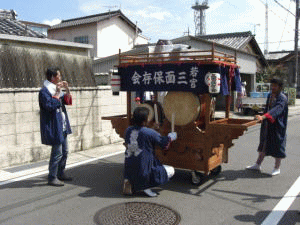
3;0;296;52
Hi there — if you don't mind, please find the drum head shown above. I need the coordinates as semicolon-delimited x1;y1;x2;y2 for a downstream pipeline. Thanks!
163;92;201;126
136;103;154;122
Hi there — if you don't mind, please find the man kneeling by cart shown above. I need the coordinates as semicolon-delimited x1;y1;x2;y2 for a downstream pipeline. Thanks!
122;107;177;197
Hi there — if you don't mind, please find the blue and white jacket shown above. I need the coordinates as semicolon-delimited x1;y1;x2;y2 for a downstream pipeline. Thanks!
39;81;72;145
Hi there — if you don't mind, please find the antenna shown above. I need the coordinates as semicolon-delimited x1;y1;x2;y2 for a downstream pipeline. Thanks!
102;5;119;11
192;0;209;36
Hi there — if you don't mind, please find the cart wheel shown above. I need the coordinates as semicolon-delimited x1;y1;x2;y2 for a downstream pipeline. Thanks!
191;171;204;185
210;165;222;177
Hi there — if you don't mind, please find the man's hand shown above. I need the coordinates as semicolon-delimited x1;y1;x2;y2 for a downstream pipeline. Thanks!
56;82;62;92
62;81;69;88
255;115;265;122
53;83;63;99
62;81;70;94
168;132;177;141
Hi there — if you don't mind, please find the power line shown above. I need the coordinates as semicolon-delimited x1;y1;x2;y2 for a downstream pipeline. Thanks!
274;0;295;16
277;0;293;50
269;8;294;32
257;0;294;33
258;40;294;44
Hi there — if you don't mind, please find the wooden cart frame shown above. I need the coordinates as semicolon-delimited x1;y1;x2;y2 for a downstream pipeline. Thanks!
103;44;257;182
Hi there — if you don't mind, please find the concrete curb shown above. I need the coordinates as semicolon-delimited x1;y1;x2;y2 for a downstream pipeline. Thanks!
0;143;125;186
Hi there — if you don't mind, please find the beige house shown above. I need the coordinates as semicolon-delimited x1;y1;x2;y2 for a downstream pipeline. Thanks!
48;10;149;59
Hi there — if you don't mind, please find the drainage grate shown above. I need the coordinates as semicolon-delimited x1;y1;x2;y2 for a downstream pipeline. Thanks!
94;202;181;225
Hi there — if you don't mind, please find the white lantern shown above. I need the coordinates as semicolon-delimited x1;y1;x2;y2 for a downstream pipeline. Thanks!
205;72;221;94
110;69;120;95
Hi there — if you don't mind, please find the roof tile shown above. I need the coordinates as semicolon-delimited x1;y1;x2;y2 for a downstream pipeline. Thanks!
0;18;45;38
199;31;253;50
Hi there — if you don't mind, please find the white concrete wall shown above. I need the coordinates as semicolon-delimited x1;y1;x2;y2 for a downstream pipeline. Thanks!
0;87;126;169
136;35;148;46
236;52;257;74
97;17;136;58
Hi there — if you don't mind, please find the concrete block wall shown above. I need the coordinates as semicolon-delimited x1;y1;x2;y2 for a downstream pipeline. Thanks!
0;86;126;169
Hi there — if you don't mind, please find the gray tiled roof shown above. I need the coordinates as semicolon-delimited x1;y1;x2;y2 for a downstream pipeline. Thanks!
0;18;45;38
50;10;141;32
199;31;253;50
264;51;292;61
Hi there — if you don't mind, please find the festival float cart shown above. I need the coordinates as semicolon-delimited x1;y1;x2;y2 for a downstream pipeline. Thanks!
102;44;258;184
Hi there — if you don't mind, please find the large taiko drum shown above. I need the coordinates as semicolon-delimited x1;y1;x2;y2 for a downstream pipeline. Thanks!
163;92;206;126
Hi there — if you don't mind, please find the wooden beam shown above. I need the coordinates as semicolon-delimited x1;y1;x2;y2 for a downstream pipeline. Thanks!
127;91;131;126
204;93;211;129
225;95;231;118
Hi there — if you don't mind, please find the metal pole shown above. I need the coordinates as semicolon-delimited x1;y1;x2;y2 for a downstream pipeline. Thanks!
294;0;299;94
264;1;269;54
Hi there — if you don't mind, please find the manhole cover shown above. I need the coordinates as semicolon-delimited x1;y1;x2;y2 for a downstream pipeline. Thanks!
94;201;181;225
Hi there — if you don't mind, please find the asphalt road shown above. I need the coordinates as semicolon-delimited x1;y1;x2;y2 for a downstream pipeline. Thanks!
0;116;300;225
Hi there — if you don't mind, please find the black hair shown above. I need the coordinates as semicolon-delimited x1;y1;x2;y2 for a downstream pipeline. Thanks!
46;67;60;81
132;107;149;126
270;77;283;88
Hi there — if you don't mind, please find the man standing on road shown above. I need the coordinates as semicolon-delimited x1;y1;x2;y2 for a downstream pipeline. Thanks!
246;77;288;176
39;67;73;186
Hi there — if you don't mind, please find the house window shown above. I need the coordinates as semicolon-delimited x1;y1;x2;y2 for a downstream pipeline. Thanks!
74;36;89;44
28;26;48;36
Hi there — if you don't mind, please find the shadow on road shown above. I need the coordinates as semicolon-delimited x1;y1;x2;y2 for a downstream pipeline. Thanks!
67;160;126;198
235;210;300;225
162;168;272;197
0;160;275;200
0;159;126;199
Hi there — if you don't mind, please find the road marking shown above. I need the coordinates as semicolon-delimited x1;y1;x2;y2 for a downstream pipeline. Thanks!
0;151;124;186
261;176;300;225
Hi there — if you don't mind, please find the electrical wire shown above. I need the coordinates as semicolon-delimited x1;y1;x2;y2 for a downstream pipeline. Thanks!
269;9;294;33
277;0;293;50
257;0;294;32
273;0;295;16
258;40;294;44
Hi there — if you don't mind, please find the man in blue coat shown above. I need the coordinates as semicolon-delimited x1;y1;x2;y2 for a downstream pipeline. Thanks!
246;77;288;176
39;67;73;186
123;107;177;197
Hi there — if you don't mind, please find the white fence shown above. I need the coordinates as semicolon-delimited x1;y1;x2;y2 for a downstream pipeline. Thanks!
0;86;126;169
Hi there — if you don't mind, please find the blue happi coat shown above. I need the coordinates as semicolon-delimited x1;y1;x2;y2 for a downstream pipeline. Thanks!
258;92;288;158
124;126;170;191
39;87;72;145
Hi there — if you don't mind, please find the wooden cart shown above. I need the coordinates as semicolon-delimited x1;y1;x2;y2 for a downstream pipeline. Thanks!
103;44;258;184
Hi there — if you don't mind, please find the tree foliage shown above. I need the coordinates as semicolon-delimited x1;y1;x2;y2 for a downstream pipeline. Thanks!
256;64;288;84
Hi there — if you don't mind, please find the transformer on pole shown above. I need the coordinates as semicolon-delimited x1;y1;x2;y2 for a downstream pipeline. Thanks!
192;0;209;36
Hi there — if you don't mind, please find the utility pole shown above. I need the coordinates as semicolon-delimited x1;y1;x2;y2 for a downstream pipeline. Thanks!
264;1;269;54
295;0;299;95
258;0;269;54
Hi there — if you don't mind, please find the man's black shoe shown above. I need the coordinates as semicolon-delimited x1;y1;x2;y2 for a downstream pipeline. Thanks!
58;174;73;181
48;178;64;186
